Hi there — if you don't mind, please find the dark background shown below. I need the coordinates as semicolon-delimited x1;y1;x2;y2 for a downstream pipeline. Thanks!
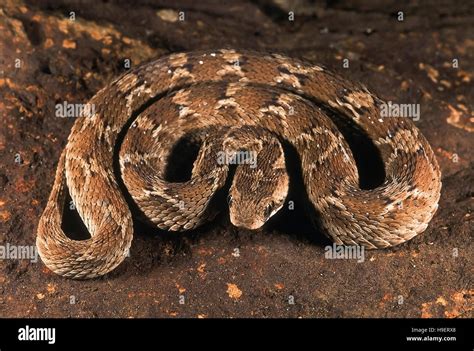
0;0;472;317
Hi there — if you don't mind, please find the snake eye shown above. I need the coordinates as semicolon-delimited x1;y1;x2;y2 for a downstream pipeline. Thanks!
227;194;233;207
264;203;274;220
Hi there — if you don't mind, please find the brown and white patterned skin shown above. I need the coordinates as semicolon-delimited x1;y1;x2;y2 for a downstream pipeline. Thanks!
36;49;442;279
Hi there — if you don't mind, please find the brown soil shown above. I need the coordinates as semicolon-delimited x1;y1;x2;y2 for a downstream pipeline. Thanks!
0;0;472;318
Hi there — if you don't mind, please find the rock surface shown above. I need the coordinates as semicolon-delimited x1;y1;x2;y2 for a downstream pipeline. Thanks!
0;0;472;317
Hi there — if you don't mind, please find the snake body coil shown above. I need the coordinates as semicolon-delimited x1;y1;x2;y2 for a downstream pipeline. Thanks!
36;50;442;279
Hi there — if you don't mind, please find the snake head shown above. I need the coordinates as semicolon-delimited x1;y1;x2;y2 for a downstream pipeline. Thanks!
227;148;289;230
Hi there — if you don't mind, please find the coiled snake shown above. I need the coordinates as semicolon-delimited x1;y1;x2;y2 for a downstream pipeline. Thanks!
36;49;442;279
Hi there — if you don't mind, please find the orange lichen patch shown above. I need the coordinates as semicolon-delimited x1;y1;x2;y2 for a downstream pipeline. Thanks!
455;103;467;112
445;291;473;318
274;283;284;290
420;303;433;318
57;19;73;34
41;266;54;275
197;247;214;256
400;80;410;91
455;38;474;55
36;293;45;300
62;39;76;49
2;15;28;43
456;69;472;83
43;38;54;48
2;83;47;117
23;85;47;111
0;210;11;222
156;9;179;23
176;284;186;294
418;63;439;83
421;88;432;100
0;132;5;151
446;104;474;132
385;251;406;257
378;293;393;308
102;35;113;46
46;283;56;294
16;178;36;193
439;79;451;88
256;245;269;257
421;290;473;318
226;283;242;300
0;77;20;89
127;291;155;298
22;11;156;65
162;244;174;257
73;20;154;60
197;263;206;274
436;147;462;162
217;257;226;264
197;314;207;318
441;62;452;68
17;101;33;117
168;311;178;317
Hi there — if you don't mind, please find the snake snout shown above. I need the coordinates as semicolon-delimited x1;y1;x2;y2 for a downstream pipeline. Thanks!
229;213;266;230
